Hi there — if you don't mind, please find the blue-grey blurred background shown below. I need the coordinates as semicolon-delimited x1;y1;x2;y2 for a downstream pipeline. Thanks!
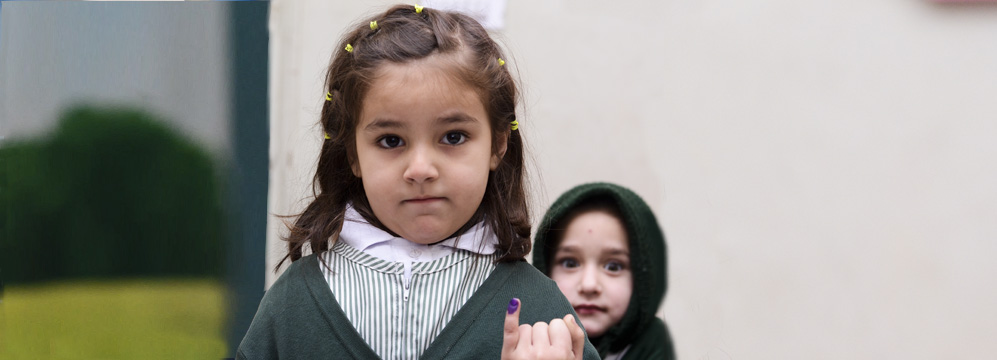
1;1;267;358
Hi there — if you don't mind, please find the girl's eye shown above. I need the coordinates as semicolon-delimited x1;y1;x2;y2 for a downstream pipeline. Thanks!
377;135;404;148
604;261;627;273
442;132;467;146
558;258;579;269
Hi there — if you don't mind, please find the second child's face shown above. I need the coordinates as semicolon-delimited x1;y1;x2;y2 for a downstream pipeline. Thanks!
550;211;633;338
353;58;504;245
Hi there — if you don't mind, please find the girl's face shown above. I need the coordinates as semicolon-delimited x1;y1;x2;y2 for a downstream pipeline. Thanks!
353;58;505;245
550;210;633;338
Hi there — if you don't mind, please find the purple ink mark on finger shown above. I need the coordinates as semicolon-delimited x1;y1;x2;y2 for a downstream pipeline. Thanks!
507;298;520;314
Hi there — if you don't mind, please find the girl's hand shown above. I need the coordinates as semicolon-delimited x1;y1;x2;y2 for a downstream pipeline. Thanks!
501;298;586;360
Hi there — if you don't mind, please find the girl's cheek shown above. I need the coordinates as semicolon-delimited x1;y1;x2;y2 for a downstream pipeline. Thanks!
551;271;575;290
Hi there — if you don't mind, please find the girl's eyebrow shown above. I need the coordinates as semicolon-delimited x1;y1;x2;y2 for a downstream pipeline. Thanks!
556;245;580;254
437;112;479;125
363;113;479;132
558;245;629;256
364;118;404;131
604;249;630;257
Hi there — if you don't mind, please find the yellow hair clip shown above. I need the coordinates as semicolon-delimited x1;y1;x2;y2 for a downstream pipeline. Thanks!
324;132;331;140
370;21;378;31
325;92;332;101
510;120;519;131
414;4;424;13
345;44;354;53
497;58;506;66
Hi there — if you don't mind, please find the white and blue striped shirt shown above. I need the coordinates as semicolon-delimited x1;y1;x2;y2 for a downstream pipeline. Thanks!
321;207;499;359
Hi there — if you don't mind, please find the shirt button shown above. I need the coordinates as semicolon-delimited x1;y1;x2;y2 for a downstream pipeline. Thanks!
409;249;422;258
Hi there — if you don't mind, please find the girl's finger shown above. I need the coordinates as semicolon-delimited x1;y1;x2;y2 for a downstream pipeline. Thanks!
565;314;585;360
518;324;534;351
548;318;572;351
501;298;521;357
532;321;550;348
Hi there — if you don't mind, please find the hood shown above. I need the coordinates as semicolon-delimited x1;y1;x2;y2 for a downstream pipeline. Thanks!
532;182;667;356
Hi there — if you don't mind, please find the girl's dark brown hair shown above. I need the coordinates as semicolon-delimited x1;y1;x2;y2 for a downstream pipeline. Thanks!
277;5;529;270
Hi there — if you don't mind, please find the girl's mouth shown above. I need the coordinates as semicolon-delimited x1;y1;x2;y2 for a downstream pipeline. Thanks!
573;304;604;315
405;197;444;204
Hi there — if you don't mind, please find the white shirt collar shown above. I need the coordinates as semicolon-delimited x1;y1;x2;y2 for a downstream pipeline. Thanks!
338;205;497;257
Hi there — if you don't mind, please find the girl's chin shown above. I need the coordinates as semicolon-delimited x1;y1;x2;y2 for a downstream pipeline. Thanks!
404;221;472;244
579;321;607;338
398;228;452;244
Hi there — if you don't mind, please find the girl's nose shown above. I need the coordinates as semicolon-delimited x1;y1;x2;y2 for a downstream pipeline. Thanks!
578;266;601;295
403;146;439;183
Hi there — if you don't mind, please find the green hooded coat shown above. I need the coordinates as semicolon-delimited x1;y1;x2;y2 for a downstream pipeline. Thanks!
533;183;676;359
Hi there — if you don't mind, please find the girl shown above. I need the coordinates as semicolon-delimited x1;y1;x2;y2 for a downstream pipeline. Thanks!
237;5;597;359
533;183;677;359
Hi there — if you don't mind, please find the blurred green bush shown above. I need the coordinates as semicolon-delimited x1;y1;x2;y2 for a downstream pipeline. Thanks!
1;106;225;284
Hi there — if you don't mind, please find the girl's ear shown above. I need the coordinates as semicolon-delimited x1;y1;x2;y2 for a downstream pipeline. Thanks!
349;155;362;178
490;131;509;171
351;162;362;177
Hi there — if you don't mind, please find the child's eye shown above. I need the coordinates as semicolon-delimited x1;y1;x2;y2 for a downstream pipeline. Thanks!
377;135;404;149
441;132;467;146
604;261;627;273
558;258;579;269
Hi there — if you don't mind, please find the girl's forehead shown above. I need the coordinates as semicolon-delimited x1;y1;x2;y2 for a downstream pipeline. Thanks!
360;61;485;122
371;58;466;90
558;211;630;252
568;211;627;232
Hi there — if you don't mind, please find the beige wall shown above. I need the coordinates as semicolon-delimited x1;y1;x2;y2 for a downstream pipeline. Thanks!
268;1;997;358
